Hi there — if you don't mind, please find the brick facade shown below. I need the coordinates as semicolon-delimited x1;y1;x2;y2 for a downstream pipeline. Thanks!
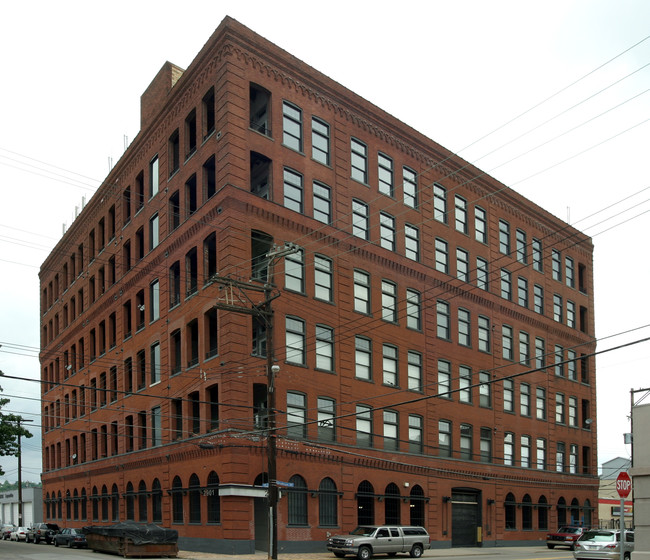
39;17;598;553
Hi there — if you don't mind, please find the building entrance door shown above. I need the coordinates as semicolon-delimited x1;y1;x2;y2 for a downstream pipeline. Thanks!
451;489;481;547
254;497;269;552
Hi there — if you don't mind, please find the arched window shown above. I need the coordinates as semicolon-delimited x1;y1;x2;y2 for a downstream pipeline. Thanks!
101;484;109;521
46;492;51;519
409;485;425;527
125;482;135;521
111;484;119;521
537;495;548;530
583;499;592;528
91;487;99;521
522;494;532;530
288;474;308;526
81;488;88;521
319;477;337;527
385;483;401;525
357;481;375;525
57;490;62;519
73;489;79;521
570;498;580;525
557;497;567;525
206;471;220;524
172;476;184;523
189;473;201;524
66;490;71;520
152;479;162;523
138;480;148;522
505;492;516;529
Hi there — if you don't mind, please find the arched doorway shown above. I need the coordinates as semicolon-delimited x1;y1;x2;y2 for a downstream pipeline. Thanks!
409;485;425;526
357;481;375;525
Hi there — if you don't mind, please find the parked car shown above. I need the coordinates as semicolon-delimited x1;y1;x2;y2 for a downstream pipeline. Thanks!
53;528;87;548
547;526;586;550
26;522;60;544
9;526;28;541
573;529;634;560
327;525;430;559
1;524;15;540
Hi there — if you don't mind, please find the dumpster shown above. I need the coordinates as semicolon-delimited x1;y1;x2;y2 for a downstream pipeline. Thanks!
83;522;178;558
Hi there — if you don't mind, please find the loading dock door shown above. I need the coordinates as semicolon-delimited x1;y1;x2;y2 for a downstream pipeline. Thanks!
451;490;480;547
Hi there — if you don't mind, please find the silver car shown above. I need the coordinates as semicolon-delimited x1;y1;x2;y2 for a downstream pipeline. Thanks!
573;529;634;560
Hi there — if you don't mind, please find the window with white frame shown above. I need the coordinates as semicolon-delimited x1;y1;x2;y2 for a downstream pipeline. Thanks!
535;337;546;368
536;387;547;420
380;212;396;251
516;229;527;263
479;371;491;408
149;279;160;322
569;443;578;473
565;257;575;288
438;359;451;397
433;184;447;223
455;195;467;233
536;438;547;470
500;269;512;300
350;138;368;183
517;276;528;307
355;337;372;380
353;270;371;314
383;410;398;451
568;397;578;427
352;199;369;239
553;294;563;322
378;153;394;196
504;432;514;466
356;405;372;447
151;406;161;447
480;427;492;463
457;248;469;282
149;214;159;250
314;255;333;302
312;117;330;165
499;220;510;255
555;345;564;377
317;397;335;442
285;317;306;365
435;238;448;273
476;257;489;290
533;284;544;314
150;342;160;385
520;383;531;416
556;393;566;424
409;415;423;454
460;424;473;460
532;238;543;272
313;181;331;224
382;344;398;386
503;379;514;412
405;224;420;261
502;325;514;360
381;280;397;323
459;366;472;403
406;289;421;330
521;435;531;468
478;315;491;352
285;248;304;293
315;325;334;372
150;156;159;197
567;300;576;328
436;300;450;340
552;249;562;281
287;391;306;438
567;350;577;380
438;420;452;457
283;101;302;152
519;331;530;365
407;351;422;391
403;166;417;208
475;206;487;243
283;168;303;213
458;308;471;347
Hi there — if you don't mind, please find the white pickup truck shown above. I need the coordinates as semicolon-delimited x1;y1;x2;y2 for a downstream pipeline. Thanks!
327;525;430;559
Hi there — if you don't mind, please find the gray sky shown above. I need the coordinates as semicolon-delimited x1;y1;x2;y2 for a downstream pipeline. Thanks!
1;0;649;483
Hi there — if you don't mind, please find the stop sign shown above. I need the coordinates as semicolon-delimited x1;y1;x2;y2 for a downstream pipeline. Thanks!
616;471;632;498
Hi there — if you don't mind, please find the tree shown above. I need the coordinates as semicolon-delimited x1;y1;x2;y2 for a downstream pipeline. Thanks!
0;387;33;477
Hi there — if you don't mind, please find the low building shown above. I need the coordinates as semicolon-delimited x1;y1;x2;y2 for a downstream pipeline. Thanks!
598;457;632;528
631;400;650;560
0;486;43;527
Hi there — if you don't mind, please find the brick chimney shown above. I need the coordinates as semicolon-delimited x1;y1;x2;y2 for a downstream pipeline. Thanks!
140;61;185;130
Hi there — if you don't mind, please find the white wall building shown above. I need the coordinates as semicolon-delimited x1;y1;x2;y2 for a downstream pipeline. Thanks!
0;487;43;527
631;401;650;560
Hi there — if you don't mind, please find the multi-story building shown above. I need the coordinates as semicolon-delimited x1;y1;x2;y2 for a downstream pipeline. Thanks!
38;17;598;553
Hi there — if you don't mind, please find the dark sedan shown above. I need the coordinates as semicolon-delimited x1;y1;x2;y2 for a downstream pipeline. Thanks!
53;528;87;548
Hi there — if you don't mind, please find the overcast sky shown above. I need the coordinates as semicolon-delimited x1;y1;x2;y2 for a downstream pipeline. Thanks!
1;0;649;483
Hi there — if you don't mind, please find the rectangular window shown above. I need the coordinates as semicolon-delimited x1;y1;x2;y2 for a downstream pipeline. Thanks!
381;280;397;323
403;166;417;208
287;392;307;438
439;420;452;457
315;325;334;372
380;212;396;250
458;308;471;347
150;342;160;385
455;196;467;233
284;248;304;293
519;331;530;365
407;351;422;391
185;109;197;157
478;315;491;353
534;284;544;314
536;438;547;470
516;229;527;263
356;405;373;447
536;387;547;420
460;424;473;460
552;249;562;281
474;206;487;243
569;397;578;427
169;261;181;308
150;156;159;197
382;344;398;386
314;255;333;302
169;128;180;176
352;199;369;239
520;383;531;416
555;345;565;377
149;214;159;250
283;101;302;151
409;415;423;454
480;427;492;463
476;257;489;290
378;153;394;196
312;117;330;165
283;168;303;213
569;444;578;474
383;410;398;451
532;238;543;272
499;220;510;255
353;270;371;314
503;379;514;412
479;371;491;408
406;289;421;330
456;248;469;282
433;184;447;223
355;336;372;380
502;325;513;360
186;247;198;297
521;435;531;468
535;337;546;368
504;432;514;466
202;87;215;139
565;257;575;288
517;277;529;307
459;366;472;403
553;294;563;322
313;181;331;224
436;300;450;340
556;393;566;424
317;397;335;442
151;406;162;447
405;224;420;261
567;300;576;328
285;316;306;365
350;138;368;183
438;359;451;397
149;279;160;322
435;238;448;273
500;269;512;300
567;350;577;381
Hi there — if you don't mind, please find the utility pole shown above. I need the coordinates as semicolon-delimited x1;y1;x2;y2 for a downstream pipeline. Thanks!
211;243;298;560
16;418;34;527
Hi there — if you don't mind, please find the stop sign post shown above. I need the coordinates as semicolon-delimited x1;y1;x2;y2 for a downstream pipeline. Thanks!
616;472;632;560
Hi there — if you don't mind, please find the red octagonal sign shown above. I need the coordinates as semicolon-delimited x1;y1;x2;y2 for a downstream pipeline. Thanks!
616;471;632;498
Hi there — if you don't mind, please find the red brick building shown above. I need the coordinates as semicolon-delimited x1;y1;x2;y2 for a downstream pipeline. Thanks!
39;17;598;553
